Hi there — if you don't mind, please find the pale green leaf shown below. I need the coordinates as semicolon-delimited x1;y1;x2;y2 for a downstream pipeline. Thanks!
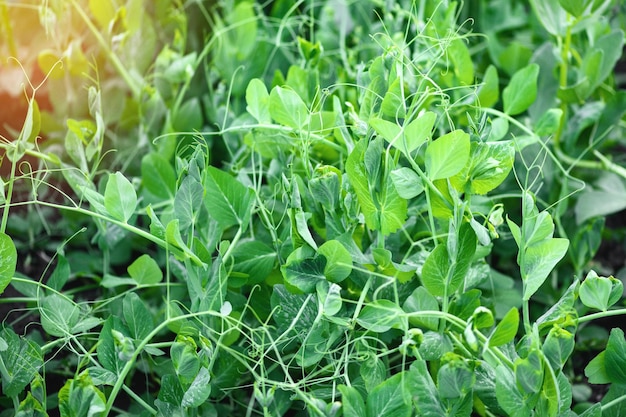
104;172;137;222
489;307;519;347
246;78;271;124
269;86;309;129
522;238;569;301
127;254;163;285
425;130;470;180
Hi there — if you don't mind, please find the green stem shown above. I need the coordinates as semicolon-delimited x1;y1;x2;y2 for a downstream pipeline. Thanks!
69;0;141;99
602;393;626;412
1;155;18;234
577;308;626;325
30;201;204;266
121;385;157;415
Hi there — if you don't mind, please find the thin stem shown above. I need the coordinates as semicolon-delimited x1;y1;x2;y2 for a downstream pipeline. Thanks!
577;308;626;325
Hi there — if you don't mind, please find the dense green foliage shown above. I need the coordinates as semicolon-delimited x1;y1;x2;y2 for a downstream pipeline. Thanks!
1;0;626;416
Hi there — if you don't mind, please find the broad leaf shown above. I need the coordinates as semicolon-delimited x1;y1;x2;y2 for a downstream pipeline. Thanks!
0;328;43;397
522;238;569;301
421;245;449;297
141;153;176;200
489;307;519;347
496;365;532;417
357;300;406;333
403;286;439;331
39;294;80;337
123;292;153;340
281;246;326;293
0;233;17;295
425;130;470;180
58;373;106;417
104;172;137;222
503;64;539;115
269;86;309;129
318;240;352;283
605;328;626;385
366;372;411;417
390;167;424;199
181;367;211;407
339;385;366;417
203;166;254;230
246;78;271;124
174;175;204;231
127;254;163;285
477;65;499;108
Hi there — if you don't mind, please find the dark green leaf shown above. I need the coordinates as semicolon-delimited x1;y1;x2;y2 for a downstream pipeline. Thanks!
230;240;276;286
281;246;326;293
421;245;449;297
48;254;70;291
141;153;176;200
174;176;204;231
408;360;446;415
605;328;626;385
203;166;254;230
515;349;544;394
123;292;153;340
0;328;43;397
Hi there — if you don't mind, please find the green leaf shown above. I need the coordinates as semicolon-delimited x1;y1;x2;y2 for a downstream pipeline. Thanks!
408;360;446;415
477;65;499;108
381;78;406;119
0;233;17;296
366;372;411;417
230;240;276;286
575;173;626;224
370;118;401;147
171;336;200;384
339;385;366;417
361;352;387;393
449;38;474;85
425;130;470;180
182;366;211;408
318;240;352;283
39;294;80;337
97;316;129;375
174;176;204;231
503;64;540;115
48;254;70;291
515;349;544;394
489;307;519;347
246;78;271;124
0;328;43;397
584;351;610;384
530;0;567;36
522;238;569;301
421;245;449;297
345;139;407;235
317;281;342;316
404;112;437;153
495;365;532;417
141;153;176;200
605;328;626;385
127;254;163;285
15;392;46;417
281;246;326;293
58;373;106;417
579;271;615;311
270;285;318;335
357;300;406;333
390;167;424;199
535;108;563;137
451;141;515;195
203;166;254;230
269;85;309;129
558;0;590;17
123;292;153;340
543;326;575;371
172;97;203;132
403;286;439;331
104;172;137;222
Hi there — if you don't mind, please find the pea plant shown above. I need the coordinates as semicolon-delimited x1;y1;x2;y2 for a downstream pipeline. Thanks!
0;0;625;416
